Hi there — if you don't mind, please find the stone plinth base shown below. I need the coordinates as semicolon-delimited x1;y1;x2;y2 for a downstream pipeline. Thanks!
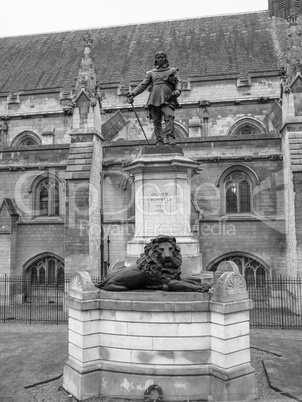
63;271;258;401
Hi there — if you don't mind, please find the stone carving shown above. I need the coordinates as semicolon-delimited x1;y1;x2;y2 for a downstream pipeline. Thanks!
144;384;163;402
95;235;211;292
198;100;211;108
70;272;83;290
71;33;102;110
288;7;298;25
69;271;98;300
257;96;270;104
82;32;93;48
213;260;239;287
216;272;247;295
294;62;302;73
126;51;182;146
225;273;246;292
268;154;283;161
212;260;249;302
217;260;239;274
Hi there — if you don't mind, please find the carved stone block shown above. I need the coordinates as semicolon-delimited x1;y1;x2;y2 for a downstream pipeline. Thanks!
69;271;99;300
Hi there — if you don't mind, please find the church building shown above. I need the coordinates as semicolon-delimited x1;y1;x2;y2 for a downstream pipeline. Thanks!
0;0;302;285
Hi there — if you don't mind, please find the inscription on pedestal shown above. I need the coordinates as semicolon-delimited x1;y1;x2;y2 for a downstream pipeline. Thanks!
147;192;172;214
137;183;182;218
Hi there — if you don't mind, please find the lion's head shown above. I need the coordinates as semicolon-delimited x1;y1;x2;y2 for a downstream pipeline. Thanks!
137;235;182;282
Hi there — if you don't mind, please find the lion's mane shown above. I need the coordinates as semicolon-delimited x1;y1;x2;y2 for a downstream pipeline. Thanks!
136;235;182;283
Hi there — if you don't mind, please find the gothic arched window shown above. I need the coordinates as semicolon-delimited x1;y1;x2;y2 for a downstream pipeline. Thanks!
39;267;46;284
31;266;38;284
57;264;65;286
19;137;38;146
225;171;252;214
227;118;268;137
36;178;60;217
278;0;285;10
11;131;42;147
48;259;56;284
208;254;269;288
25;255;64;286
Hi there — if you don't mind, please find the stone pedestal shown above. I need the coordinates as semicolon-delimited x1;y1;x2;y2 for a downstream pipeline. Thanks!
123;146;203;276
63;263;258;401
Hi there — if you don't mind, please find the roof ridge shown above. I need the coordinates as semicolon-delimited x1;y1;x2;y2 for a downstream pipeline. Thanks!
0;10;269;39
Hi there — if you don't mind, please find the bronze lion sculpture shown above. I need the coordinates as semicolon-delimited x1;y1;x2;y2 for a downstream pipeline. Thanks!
95;235;211;292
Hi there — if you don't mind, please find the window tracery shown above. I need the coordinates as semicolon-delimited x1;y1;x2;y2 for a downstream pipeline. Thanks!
37;178;60;217
224;171;252;214
28;256;64;286
11;131;41;147
227;118;267;137
209;254;268;287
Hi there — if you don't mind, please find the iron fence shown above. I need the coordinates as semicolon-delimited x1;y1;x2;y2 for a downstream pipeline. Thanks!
248;276;302;329
0;275;101;324
0;275;302;328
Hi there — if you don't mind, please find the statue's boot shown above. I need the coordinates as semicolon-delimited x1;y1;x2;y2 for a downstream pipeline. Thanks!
164;116;176;145
163;133;169;144
168;135;176;146
153;119;164;145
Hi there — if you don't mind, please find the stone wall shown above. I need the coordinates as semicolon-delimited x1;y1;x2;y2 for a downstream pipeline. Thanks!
0;91;73;145
101;137;285;275
0;233;11;275
102;96;279;143
16;222;65;274
0;146;68;275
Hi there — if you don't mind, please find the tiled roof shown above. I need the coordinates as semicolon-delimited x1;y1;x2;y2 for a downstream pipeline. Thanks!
0;11;284;93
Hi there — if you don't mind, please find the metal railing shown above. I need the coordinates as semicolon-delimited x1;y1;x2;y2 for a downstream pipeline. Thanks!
248;276;302;329
0;275;302;328
0;275;101;324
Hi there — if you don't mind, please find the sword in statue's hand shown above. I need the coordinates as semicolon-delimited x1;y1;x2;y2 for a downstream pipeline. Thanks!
126;93;150;145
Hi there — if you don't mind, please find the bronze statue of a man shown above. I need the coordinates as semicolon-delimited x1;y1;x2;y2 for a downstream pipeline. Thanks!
127;51;182;146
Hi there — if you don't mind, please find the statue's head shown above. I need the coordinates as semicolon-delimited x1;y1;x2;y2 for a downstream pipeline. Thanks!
137;235;182;281
154;51;169;68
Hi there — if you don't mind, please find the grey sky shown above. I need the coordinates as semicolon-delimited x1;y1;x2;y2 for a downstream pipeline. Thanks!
1;0;269;37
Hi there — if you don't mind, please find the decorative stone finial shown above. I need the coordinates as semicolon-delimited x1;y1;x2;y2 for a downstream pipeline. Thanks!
294;61;302;73
288;7;298;25
212;261;248;302
69;271;99;300
82;32;93;48
69;33;102;110
212;271;248;302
